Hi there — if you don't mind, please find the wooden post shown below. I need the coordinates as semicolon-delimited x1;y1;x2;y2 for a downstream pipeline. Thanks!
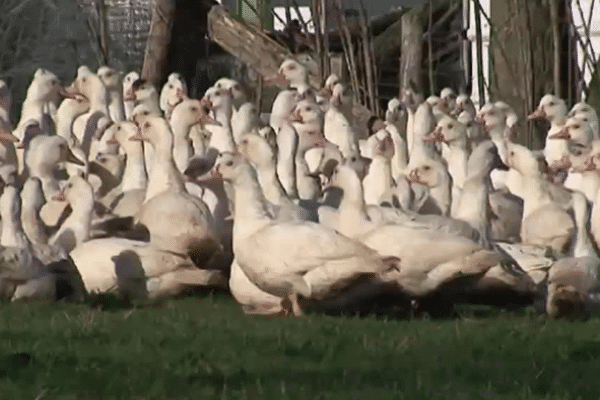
97;0;109;65
400;9;423;91
141;0;176;88
549;0;562;98
473;0;485;105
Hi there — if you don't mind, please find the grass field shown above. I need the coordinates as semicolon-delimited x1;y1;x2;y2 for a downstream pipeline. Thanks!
1;292;600;399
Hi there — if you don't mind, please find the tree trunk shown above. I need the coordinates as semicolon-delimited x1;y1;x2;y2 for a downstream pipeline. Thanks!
489;0;553;148
141;0;176;88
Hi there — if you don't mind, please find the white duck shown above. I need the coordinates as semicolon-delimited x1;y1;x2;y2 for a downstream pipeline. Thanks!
55;95;90;147
198;152;400;316
505;141;575;256
569;101;599;140
237;130;317;222
362;135;395;205
169;98;215;173
129;116;186;202
454;94;477;118
406;152;452;216
48;175;94;253
122;71;140;120
97;122;148;217
25;135;85;199
202;87;236;154
125;78;161;115
14;69;68;138
546;191;600;318
0;184;86;302
266;59;313;133
97;66;125;122
528;94;569;166
21;177;49;245
68;73;111;145
324;83;360;158
160;72;187;118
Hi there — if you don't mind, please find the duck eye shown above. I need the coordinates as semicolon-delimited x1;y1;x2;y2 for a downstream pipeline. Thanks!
117;126;121;130
448;124;453;129
144;122;151;129
82;78;87;83
225;160;234;167
191;107;198;112
168;84;173;89
143;111;149;115
549;102;555;106
423;166;431;171
67;183;73;189
350;157;356;162
574;125;581;129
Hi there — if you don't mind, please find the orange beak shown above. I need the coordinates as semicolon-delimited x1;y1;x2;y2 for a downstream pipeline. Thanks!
289;109;303;123
59;85;78;99
106;135;120;145
423;126;444;144
194;165;224;183
474;113;486;125
52;188;67;202
124;88;136;102
200;97;213;112
94;121;114;140
527;108;547;121
128;126;145;142
547;126;570;140
263;71;287;86
0;126;20;143
175;87;187;102
406;169;420;184
200;111;222;127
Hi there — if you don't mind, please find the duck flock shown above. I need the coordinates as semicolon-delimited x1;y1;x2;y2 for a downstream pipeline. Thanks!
0;57;598;320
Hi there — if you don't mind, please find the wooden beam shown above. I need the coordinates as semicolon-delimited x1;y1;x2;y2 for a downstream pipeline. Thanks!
141;0;176;88
207;5;320;88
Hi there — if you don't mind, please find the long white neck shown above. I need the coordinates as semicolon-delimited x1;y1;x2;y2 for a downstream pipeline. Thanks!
519;173;554;218
430;173;452;216
21;200;48;245
445;144;468;189
386;123;408;180
144;134;186;202
56;107;79;145
255;161;287;206
231;169;273;246
171;121;195;173
295;144;321;200
213;106;232;129
207;125;236;154
0;199;30;249
337;176;374;238
89;87;110;116
121;141;148;192
363;156;393;206
452;173;492;248
107;88;125;121
276;124;298;199
571;192;596;258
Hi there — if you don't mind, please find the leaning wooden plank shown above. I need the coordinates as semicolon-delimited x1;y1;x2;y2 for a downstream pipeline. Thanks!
207;5;320;88
207;5;376;123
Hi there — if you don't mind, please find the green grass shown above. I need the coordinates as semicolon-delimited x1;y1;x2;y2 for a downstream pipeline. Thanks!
1;293;600;399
